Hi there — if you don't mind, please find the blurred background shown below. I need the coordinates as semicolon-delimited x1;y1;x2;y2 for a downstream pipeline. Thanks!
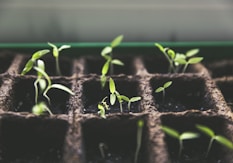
0;0;233;43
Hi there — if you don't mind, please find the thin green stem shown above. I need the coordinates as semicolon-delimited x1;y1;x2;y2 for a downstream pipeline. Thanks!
178;139;183;158
134;121;144;163
55;57;62;76
162;90;165;103
110;52;114;75
34;79;39;104
119;101;123;113
206;138;214;158
182;63;188;73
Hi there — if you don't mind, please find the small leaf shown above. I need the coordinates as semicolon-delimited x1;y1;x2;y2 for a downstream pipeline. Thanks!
38;79;47;91
109;78;116;94
161;126;180;139
111;59;124;66
188;57;203;64
186;49;199;57
167;49;175;59
155;87;164;93
31;49;50;60
121;95;130;101
155;43;164;51
111;35;124;48
215;135;233;150
50;84;74;95
130;96;141;102
137;119;144;128
101;46;112;56
48;42;59;57
180;132;199;140
21;59;34;75
58;45;71;51
110;93;116;105
163;81;172;89
102;61;110;75
196;124;215;137
175;58;187;65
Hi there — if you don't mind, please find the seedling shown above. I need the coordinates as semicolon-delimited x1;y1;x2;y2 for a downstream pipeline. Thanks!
155;43;203;73
121;96;141;111
98;97;109;119
101;35;124;88
21;49;50;75
134;119;144;163
48;42;71;75
155;81;172;103
33;65;74;104
99;142;108;159
161;125;199;158
196;124;233;158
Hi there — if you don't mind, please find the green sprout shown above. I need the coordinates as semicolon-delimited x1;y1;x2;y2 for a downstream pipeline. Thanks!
134;119;144;163
161;125;199;158
155;81;172;102
196;124;233;158
33;65;74;105
32;101;53;116
121;96;141;111
48;42;71;75
101;35;124;88
98;97;109;119
155;43;203;73
21;49;50;75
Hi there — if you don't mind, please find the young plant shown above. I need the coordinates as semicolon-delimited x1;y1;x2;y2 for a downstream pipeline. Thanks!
155;81;172;102
121;96;141;111
196;124;233;158
134;119;144;163
21;49;50;75
155;43;203;73
101;35;124;88
33;65;74;105
161;125;199;158
48;42;71;75
98;97;109;119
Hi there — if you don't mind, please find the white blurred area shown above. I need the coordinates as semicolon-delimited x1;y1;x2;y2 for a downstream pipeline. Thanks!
0;0;233;42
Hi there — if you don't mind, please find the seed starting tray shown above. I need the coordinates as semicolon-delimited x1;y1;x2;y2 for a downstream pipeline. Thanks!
0;42;233;163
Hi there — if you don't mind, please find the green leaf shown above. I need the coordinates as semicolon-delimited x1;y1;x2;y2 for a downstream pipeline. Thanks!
186;49;199;57
180;132;199;140
111;35;124;48
155;43;164;51
33;66;51;86
167;49;175;59
196;124;215;137
58;45;71;51
100;75;107;88
32;103;45;115
188;57;203;64
31;49;50;60
110;93;116;105
49;84;74;95
38;79;47;91
130;96;141;102
111;59;124;66
215;135;233;150
121;95;130;101
155;87;164;93
21;59;34;75
101;46;112;56
102;61;110;75
175;58;187;65
109;78;116;94
163;81;172;89
161;126;180;139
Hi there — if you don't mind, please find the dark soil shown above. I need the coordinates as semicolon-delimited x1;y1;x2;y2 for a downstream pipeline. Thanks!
0;52;14;74
0;115;68;163
81;116;149;163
